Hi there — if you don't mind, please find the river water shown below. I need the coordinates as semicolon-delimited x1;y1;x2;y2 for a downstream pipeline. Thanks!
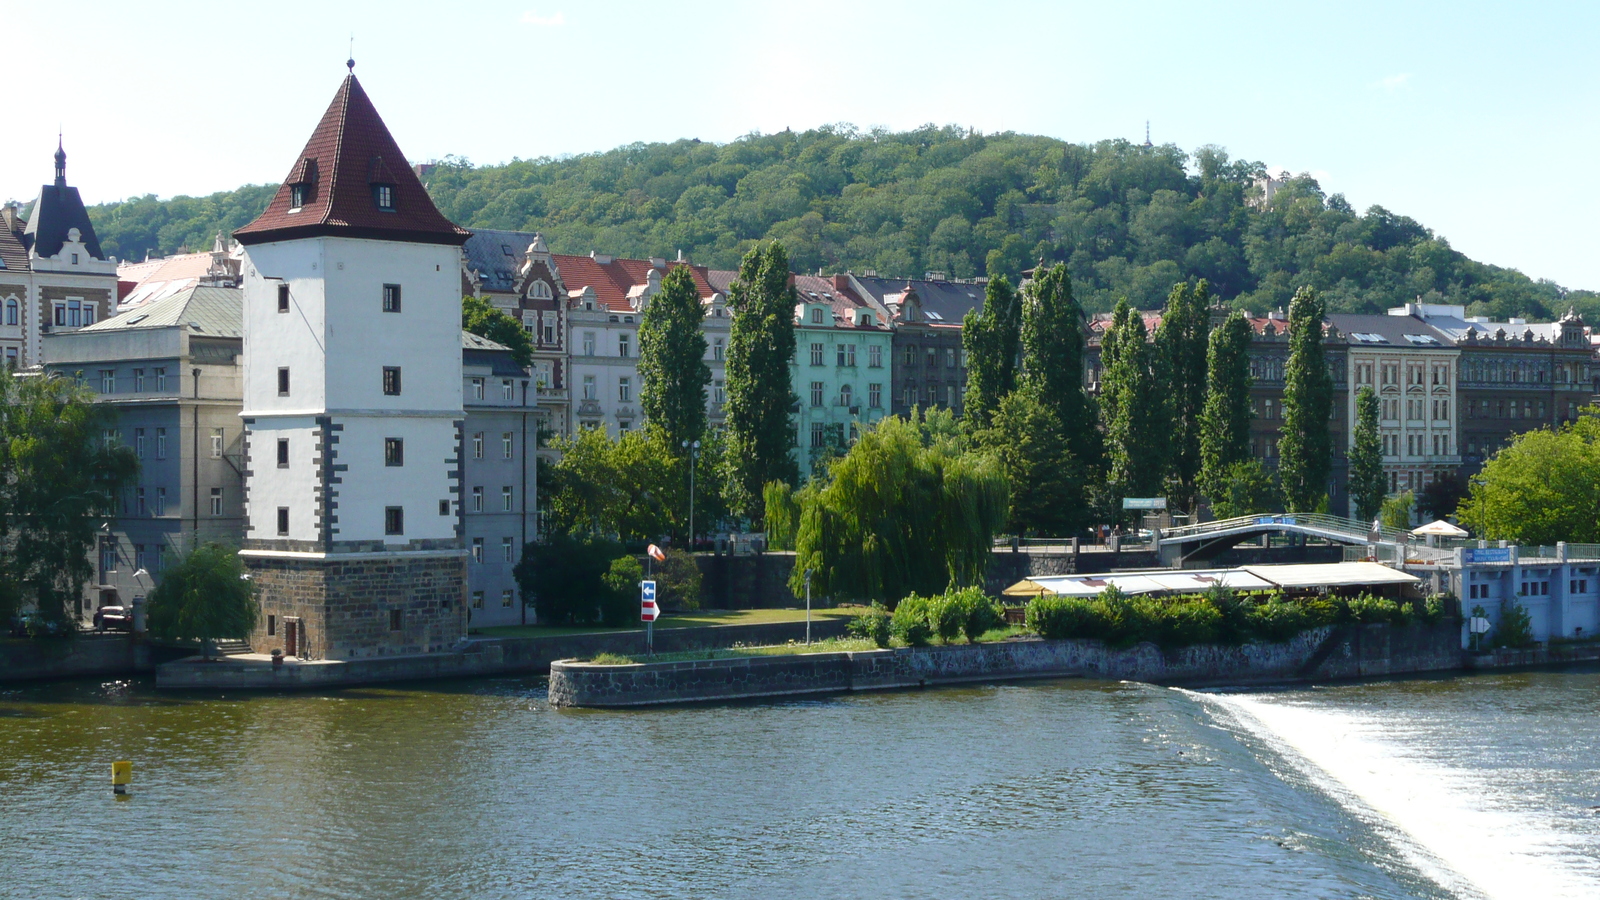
2;669;1597;900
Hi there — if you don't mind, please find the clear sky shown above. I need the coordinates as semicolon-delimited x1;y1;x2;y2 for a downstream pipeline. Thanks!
2;0;1594;289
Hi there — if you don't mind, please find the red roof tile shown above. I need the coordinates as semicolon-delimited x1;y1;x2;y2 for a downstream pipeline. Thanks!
552;254;715;312
235;74;468;247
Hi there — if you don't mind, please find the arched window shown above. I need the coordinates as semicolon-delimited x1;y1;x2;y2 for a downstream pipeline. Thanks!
530;281;552;301
4;299;15;326
840;384;853;407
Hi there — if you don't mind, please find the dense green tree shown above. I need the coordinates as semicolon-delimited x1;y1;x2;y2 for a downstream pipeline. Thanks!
1208;460;1281;519
0;372;139;625
461;295;535;369
1198;311;1253;504
791;412;1008;603
1381;491;1416;531
1154;281;1211;514
985;391;1088;536
1416;473;1468;522
638;266;711;456
145;543;259;656
86;132;1596;321
723;242;799;522
1019;263;1099;466
960;275;1021;431
542;425;678;541
1457;414;1600;544
515;533;627;626
1101;299;1167;503
1348;386;1386;522
1277;286;1333;512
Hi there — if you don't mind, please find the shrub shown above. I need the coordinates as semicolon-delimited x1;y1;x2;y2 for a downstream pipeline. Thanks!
1492;597;1535;649
847;602;892;649
589;652;634;665
1087;585;1145;647
515;533;625;626
928;593;965;643
1345;594;1401;625
891;594;933;646
1420;593;1454;625
950;587;1004;643
1026;595;1098;640
599;556;644;627
1205;585;1252;645
1299;594;1342;627
655;549;702;611
1139;596;1222;650
1244;596;1311;642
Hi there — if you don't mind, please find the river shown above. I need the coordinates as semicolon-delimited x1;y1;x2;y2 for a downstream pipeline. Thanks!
2;668;1597;899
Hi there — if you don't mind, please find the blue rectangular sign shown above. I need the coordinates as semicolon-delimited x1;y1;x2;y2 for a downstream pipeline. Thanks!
1464;548;1511;564
641;580;657;601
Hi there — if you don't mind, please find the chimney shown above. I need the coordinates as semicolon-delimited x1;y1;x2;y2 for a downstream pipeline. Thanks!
0;201;17;233
832;274;852;293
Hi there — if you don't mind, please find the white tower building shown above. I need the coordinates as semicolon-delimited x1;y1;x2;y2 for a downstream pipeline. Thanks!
233;69;472;659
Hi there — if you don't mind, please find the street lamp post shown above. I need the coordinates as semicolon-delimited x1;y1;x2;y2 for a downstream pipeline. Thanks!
804;568;814;645
682;439;701;550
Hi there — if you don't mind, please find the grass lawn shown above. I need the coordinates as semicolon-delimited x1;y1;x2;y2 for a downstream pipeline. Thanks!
586;636;879;665
475;606;857;640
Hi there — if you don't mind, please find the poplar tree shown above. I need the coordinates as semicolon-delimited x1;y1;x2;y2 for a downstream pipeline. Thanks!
1019;263;1099;466
638;265;710;455
1277;286;1333;512
723;242;799;523
1101;299;1166;502
1348;385;1386;521
960;275;1021;431
1154;281;1211;515
1198;311;1254;503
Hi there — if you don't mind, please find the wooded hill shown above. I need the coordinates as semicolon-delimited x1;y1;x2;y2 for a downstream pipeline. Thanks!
81;125;1595;320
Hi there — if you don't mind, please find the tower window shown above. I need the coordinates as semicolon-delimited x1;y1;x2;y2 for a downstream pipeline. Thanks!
277;438;289;468
278;367;290;395
385;506;404;535
385;437;404;466
373;184;395;211
382;366;402;396
276;507;290;536
277;284;290;313
289;184;307;209
439;499;451;516
382;284;401;313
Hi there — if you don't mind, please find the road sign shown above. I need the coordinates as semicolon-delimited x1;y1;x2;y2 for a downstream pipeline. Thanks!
1122;497;1167;510
641;580;659;622
1469;616;1491;635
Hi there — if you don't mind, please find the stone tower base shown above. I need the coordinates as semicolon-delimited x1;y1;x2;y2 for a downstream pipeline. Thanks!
243;551;468;660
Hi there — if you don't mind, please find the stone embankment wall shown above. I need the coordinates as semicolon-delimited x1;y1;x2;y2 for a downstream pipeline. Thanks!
155;618;850;690
0;635;189;683
547;622;1464;708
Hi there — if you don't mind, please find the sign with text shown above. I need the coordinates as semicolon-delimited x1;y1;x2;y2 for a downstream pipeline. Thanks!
1465;548;1512;564
640;580;659;622
1122;498;1167;510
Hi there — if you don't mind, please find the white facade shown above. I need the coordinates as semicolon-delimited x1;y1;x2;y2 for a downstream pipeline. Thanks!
1347;344;1460;498
240;236;462;550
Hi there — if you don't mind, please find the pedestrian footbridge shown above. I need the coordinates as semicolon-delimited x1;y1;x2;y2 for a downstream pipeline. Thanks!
1154;513;1412;566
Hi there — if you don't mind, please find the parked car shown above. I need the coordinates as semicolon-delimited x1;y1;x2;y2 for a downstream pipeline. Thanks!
93;606;133;632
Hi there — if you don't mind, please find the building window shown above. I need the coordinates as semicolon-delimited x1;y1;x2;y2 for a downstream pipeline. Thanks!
135;428;146;459
373;184;395;211
390;609;403;631
838;344;856;367
99;369;114;393
134;369;145;392
903;386;915;408
472;486;484;511
502;432;514;458
156;428;167;459
946;384;957;407
155;487;166;517
501;379;514;400
502;485;513;511
135;544;147;572
840;384;853;408
810;381;823;407
946;348;956;368
383;366;402;396
290;183;308;209
810;342;824;366
4;298;16;325
869;345;882;368
154;368;167;392
618;334;630;358
810;421;825;448
471;590;484;609
713;380;725;405
807;308;822;324
542;320;555;344
385;437;404;466
277;507;290;536
440;499;451;516
277;439;289;467
581;332;596;355
382;284;402;313
503;537;514;562
582;375;597;400
473;432;484;459
210;488;223;516
869;383;881;408
471;538;483;563
470;377;485;400
713;337;725;361
618;377;632;402
903;346;917;367
277;284;290;313
926;347;938;369
502;589;514;608
278;367;290;395
384;506;403;535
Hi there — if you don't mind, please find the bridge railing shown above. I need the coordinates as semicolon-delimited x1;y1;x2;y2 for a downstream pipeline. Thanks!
1158;513;1410;545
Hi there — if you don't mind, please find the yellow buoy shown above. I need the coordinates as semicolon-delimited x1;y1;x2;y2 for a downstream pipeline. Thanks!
112;760;132;795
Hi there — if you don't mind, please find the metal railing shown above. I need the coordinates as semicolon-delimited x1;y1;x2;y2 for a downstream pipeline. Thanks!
1158;512;1411;546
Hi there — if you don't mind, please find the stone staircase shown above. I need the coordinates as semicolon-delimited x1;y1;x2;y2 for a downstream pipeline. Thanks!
213;639;253;656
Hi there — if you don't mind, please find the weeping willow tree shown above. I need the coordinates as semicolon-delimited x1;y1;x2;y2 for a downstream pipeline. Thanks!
762;480;802;551
790;412;1009;604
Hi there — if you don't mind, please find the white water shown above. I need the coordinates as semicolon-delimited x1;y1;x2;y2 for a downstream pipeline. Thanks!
1194;690;1600;900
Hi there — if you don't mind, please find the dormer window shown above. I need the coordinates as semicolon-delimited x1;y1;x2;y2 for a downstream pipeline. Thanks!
373;184;395;211
810;308;824;324
289;184;308;210
531;281;552;300
287;157;316;212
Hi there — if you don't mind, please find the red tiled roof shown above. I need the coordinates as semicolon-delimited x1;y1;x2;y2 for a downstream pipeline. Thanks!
235;74;469;247
552;254;714;312
792;274;891;330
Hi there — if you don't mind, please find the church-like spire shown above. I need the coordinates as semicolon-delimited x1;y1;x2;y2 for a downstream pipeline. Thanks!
54;134;66;186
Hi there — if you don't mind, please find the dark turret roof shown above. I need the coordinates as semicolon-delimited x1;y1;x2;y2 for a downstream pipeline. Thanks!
235;74;469;247
21;140;104;260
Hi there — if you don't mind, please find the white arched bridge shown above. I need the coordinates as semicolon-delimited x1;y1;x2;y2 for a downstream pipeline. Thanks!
1153;513;1416;565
